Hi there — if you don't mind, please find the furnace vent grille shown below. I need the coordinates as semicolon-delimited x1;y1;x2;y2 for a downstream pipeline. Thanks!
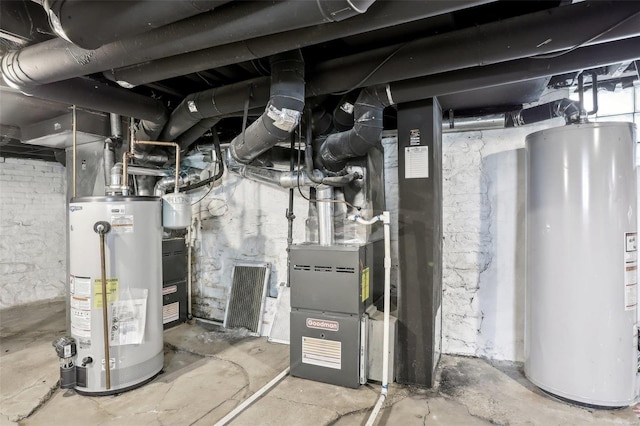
224;263;271;336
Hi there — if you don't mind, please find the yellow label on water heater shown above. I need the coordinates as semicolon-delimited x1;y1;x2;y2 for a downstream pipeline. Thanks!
93;278;119;308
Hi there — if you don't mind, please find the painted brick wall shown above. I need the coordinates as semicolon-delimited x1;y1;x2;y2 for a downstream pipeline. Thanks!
191;172;307;328
0;157;67;308
384;122;561;362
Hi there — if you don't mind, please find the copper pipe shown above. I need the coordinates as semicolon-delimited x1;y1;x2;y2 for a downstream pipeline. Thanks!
96;224;111;390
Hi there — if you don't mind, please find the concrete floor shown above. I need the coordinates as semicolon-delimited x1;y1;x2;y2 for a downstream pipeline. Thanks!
1;300;639;426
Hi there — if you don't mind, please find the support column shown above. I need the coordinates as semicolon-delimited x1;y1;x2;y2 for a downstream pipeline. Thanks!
396;98;443;387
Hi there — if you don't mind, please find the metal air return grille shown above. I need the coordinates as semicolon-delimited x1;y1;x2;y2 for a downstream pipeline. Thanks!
224;263;271;336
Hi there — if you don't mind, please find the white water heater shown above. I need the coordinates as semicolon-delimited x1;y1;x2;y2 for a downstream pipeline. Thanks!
67;196;163;395
525;122;638;407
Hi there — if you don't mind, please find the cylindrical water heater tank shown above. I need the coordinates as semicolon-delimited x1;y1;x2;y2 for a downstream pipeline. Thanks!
525;122;638;407
69;196;163;394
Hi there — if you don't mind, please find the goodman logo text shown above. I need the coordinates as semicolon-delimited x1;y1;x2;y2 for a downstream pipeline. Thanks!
306;318;339;332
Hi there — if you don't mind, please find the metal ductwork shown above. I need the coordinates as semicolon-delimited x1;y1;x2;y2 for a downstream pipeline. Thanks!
318;85;393;172
175;118;221;152
103;0;492;88
156;3;640;144
1;0;375;88
14;77;167;124
388;37;640;106
306;1;640;97
159;76;270;142
229;50;305;164
41;0;230;50
444;99;581;133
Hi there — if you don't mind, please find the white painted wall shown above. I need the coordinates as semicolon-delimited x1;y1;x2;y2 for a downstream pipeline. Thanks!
0;157;67;308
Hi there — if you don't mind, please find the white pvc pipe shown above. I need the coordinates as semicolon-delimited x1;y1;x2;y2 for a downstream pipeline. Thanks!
347;211;392;426
214;367;290;426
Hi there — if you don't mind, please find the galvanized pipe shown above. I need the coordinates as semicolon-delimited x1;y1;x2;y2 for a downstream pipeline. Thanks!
72;104;77;198
316;186;334;246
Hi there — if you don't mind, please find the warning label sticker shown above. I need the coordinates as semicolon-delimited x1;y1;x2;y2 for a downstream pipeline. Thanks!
111;215;134;233
71;276;92;298
624;232;638;311
302;336;341;370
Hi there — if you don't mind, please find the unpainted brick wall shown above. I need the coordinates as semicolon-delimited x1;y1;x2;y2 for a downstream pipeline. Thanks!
0;157;67;308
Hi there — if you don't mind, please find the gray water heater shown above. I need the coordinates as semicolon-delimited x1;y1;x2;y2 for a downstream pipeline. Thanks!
525;122;638;407
67;196;163;394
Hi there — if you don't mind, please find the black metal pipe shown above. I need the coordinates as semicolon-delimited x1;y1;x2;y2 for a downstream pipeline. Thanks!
388;37;640;106
42;0;231;50
16;77;167;123
175;118;221;152
159;76;270;142
305;0;640;97
1;0;375;87
229;50;305;164
506;98;580;127
318;85;392;171
156;1;640;138
105;0;492;88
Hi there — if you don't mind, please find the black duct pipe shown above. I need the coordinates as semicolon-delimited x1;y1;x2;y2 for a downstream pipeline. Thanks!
159;76;270;142
229;50;305;164
16;77;167;123
506;98;580;127
105;0;492;88
333;91;359;132
388;36;640;106
175;118;221;152
1;0;375;87
306;0;640;97
158;1;640;140
42;0;230;50
317;85;392;172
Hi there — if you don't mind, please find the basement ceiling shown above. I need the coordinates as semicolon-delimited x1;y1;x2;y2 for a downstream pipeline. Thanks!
0;0;639;161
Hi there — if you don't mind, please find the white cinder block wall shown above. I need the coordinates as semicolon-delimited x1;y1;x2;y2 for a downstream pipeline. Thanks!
0;157;67;308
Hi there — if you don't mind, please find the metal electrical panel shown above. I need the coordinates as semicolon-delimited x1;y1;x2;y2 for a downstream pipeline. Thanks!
289;243;381;388
396;98;443;388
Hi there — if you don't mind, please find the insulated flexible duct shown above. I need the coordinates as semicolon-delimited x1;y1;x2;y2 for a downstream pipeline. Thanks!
42;0;230;50
317;85;393;172
229;50;305;164
1;0;374;87
104;0;491;88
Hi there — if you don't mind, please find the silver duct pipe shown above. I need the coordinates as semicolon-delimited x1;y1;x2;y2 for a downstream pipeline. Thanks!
154;171;202;196
103;113;122;187
443;114;506;133
316;186;335;247
443;99;581;133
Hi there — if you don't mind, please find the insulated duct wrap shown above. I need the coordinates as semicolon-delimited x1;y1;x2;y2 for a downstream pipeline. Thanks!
229;50;305;164
318;85;393;171
1;0;374;87
42;0;230;50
